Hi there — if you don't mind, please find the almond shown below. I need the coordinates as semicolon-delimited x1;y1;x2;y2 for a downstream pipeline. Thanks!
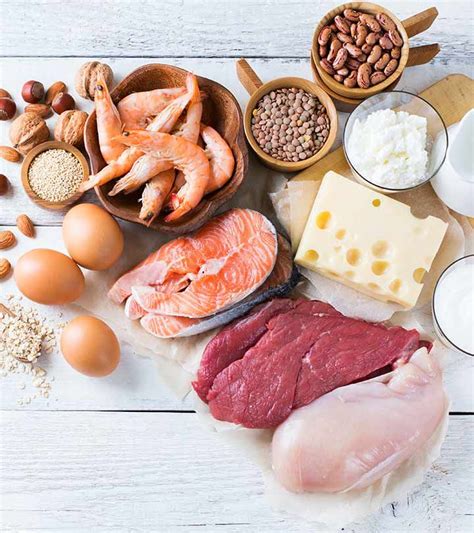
0;258;11;280
0;230;16;250
45;81;67;106
0;146;21;163
25;103;53;119
16;214;35;238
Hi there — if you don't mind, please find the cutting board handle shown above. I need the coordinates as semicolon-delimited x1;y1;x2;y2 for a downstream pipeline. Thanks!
402;7;439;38
407;43;441;67
236;59;263;95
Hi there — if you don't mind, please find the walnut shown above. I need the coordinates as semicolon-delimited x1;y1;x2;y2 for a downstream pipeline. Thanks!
54;110;88;146
9;113;49;155
75;61;113;100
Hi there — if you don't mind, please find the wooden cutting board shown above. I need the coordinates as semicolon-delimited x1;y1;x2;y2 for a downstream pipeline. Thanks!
294;74;474;226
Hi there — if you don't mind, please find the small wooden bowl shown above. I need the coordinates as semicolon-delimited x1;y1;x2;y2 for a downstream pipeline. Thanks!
236;59;338;173
84;63;248;235
21;141;89;210
312;2;410;99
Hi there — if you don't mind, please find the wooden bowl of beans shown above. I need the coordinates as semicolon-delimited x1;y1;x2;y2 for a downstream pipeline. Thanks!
237;59;338;172
312;2;410;99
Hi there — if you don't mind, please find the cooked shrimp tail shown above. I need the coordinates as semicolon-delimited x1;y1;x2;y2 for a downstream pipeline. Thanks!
140;169;175;225
94;75;126;164
109;156;172;196
201;124;235;194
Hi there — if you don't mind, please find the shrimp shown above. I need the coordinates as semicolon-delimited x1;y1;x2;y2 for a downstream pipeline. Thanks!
139;169;175;225
80;73;198;192
118;87;186;129
201;124;235;194
94;74;125;163
117;130;210;222
109;78;202;196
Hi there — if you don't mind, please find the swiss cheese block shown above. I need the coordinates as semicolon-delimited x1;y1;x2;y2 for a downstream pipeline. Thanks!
295;172;448;308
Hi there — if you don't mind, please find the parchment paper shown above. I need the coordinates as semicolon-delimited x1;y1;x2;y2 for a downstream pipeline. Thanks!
71;158;469;527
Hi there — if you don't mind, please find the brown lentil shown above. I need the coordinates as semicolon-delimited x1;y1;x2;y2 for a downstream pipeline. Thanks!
28;148;84;202
251;87;330;163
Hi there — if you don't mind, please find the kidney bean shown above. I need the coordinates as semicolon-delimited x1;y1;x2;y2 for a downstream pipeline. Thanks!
337;67;349;76
318;26;332;46
370;71;387;85
357;63;372;88
384;58;399;76
319;45;328;57
334;74;345;82
320;58;335;75
367;44;382;64
376;12;396;32
333;48;348;70
359;14;381;33
379;34;394;50
344;71;358;87
346;57;362;70
355;23;368;47
361;43;373;54
334;15;350;34
337;32;353;43
327;39;342;62
389;29;403;47
375;52;390;71
343;8;361;22
391;46;401;59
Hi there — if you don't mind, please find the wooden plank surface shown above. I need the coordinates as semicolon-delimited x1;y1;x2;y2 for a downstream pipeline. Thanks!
1;411;473;533
0;0;473;61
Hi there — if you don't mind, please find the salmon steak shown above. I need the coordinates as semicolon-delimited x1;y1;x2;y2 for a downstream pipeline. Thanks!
140;234;299;338
109;208;279;320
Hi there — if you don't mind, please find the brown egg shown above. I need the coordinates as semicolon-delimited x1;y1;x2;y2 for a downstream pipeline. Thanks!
62;203;124;271
61;315;120;377
14;249;85;305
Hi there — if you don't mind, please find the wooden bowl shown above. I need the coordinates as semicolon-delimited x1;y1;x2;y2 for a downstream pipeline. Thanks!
312;2;410;99
84;63;248;235
21;141;89;210
237;61;338;173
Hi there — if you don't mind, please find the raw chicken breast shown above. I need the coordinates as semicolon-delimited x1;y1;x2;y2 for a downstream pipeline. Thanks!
272;348;447;493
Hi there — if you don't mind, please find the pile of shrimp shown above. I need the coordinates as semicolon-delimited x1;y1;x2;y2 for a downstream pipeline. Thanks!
80;72;235;224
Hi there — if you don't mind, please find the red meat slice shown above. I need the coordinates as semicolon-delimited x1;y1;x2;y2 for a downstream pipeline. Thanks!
201;299;421;429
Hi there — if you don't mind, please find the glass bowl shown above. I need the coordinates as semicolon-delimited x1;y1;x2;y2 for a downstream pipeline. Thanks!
432;255;474;356
343;91;448;193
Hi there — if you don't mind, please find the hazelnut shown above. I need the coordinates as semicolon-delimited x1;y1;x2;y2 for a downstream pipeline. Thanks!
0;97;16;121
52;92;75;114
10;113;49;155
75;61;113;100
45;81;67;105
0;174;9;195
0;89;12;99
54;110;88;146
22;80;45;103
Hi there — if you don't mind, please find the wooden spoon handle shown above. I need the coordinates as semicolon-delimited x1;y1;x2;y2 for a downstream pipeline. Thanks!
407;44;441;67
402;7;439;38
236;59;263;95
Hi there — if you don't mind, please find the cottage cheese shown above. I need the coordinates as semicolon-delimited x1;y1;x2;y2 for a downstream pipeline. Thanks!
347;109;429;189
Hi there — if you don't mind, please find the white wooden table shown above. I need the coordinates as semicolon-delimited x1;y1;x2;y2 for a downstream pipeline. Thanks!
0;1;473;531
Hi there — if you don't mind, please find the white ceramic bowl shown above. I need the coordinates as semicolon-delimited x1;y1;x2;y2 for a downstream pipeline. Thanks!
343;91;448;193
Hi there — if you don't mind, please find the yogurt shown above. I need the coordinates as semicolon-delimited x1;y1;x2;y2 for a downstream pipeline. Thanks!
433;256;474;355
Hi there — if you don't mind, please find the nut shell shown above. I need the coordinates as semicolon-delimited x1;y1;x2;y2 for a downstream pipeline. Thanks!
52;92;76;114
0;174;9;195
0;258;11;280
0;230;16;250
0;89;12;99
54;110;88;146
22;80;45;104
9;113;50;155
0;97;16;121
45;81;67;105
24;103;52;119
75;61;113;100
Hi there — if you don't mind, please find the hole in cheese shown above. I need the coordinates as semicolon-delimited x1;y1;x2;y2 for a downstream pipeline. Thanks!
304;249;319;262
372;199;381;207
371;240;389;258
368;282;380;291
345;271;355;279
372;260;389;276
413;268;427;283
346;248;361;266
389;279;402;293
316;211;331;229
335;229;346;240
